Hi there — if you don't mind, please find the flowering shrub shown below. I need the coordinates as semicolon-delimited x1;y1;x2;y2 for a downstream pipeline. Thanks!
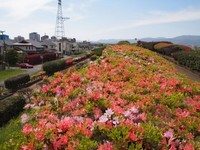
5;45;200;149
173;51;200;71
154;42;173;51
66;59;74;66
174;45;192;51
25;54;41;65
25;53;57;65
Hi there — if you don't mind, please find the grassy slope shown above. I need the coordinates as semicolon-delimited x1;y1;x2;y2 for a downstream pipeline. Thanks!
0;45;198;149
0;69;26;81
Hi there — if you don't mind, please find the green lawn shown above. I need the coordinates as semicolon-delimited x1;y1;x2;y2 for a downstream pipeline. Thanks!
0;114;23;145
0;110;35;147
0;69;26;81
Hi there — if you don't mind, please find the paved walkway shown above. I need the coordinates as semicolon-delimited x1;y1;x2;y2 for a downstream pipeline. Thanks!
174;64;200;82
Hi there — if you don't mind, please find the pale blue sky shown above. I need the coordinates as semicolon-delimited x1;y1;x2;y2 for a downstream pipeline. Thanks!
0;0;200;41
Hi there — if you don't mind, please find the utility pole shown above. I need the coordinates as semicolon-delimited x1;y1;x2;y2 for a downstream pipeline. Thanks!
55;0;70;40
0;31;6;63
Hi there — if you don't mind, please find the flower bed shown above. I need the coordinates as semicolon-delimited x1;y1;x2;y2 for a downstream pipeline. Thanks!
5;45;200;149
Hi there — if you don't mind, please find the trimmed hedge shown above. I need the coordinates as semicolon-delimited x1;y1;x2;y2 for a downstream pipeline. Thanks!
43;59;66;75
0;96;25;126
155;44;192;56
4;74;30;90
90;55;97;61
154;43;173;51
92;47;105;56
43;53;93;75
173;51;200;71
138;41;172;51
42;52;57;62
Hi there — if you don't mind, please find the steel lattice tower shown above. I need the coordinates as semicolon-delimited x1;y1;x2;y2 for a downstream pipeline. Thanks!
55;0;69;39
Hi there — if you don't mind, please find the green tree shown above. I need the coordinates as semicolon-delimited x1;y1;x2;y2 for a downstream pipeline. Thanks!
5;48;18;66
17;52;27;63
117;40;130;45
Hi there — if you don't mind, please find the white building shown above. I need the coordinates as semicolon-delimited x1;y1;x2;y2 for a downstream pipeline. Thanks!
56;40;73;55
29;32;40;42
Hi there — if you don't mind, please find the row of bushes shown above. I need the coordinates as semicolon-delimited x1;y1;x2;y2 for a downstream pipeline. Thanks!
138;41;200;72
25;52;57;65
43;59;66;75
173;51;200;71
4;74;30;90
43;53;94;75
3;52;99;91
137;41;172;51
3;53;95;90
138;41;192;56
0;96;25;126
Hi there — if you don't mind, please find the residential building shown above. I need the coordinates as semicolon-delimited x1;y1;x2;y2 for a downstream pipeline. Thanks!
14;36;25;42
29;32;40;42
51;36;57;41
41;39;57;52
41;35;49;41
0;39;14;56
78;41;92;51
13;40;44;54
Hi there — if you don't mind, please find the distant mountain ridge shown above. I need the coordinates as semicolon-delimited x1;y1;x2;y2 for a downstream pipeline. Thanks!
97;35;200;46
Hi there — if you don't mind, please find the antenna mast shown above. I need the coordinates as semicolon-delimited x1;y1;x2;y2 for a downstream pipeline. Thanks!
55;0;69;40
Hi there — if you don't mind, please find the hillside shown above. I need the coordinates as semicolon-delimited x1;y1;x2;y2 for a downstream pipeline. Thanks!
141;35;200;46
1;45;200;149
97;35;200;46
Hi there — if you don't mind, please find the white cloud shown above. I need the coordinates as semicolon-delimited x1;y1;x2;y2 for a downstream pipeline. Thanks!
63;0;98;21
90;9;200;38
0;0;53;20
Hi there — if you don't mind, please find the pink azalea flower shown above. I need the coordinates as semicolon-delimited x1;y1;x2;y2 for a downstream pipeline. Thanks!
183;143;195;150
113;116;119;126
21;114;29;124
35;132;44;141
130;106;138;113
105;108;114;117
138;112;147;121
21;142;34;150
129;129;138;141
22;124;32;135
163;129;174;138
97;141;113;150
99;115;108;123
123;110;131;117
60;136;68;145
